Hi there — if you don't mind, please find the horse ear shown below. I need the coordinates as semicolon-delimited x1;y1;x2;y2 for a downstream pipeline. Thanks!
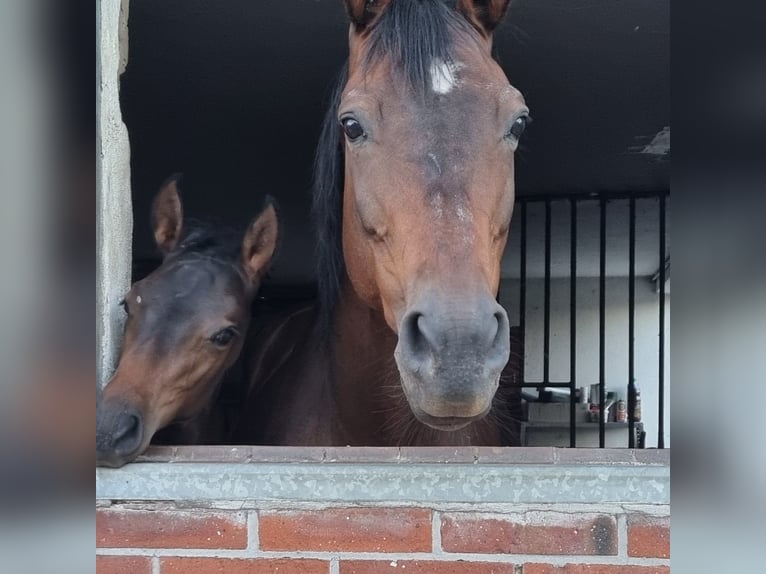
456;0;512;37
241;198;279;286
344;0;391;31
151;174;184;255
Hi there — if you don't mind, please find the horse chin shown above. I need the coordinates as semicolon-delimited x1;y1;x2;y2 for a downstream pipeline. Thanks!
96;437;148;468
408;403;491;432
398;372;496;432
96;454;132;469
95;440;144;468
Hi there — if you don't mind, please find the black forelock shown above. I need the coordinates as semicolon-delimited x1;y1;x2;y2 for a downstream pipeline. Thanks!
167;219;244;265
364;0;481;93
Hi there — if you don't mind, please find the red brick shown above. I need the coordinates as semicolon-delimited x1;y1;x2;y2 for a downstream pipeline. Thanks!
441;513;617;555
628;515;670;558
161;558;328;574
341;561;515;574
524;565;669;574
97;509;247;549
259;508;432;552
97;555;152;574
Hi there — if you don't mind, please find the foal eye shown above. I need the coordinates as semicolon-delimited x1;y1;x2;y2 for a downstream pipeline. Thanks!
210;327;238;347
119;298;129;314
341;117;365;141
506;114;531;142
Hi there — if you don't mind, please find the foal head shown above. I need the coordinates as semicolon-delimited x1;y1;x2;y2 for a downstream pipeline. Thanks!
317;0;528;431
96;176;278;467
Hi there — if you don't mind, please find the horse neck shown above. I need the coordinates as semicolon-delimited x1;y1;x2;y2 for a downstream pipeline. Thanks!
331;279;400;444
151;388;227;446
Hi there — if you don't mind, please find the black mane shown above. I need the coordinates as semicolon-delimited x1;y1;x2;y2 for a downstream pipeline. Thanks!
312;0;480;329
313;64;348;332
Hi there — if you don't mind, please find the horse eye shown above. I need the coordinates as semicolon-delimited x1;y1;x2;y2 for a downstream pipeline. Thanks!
341;117;365;141
119;298;129;314
210;327;238;347
506;114;531;141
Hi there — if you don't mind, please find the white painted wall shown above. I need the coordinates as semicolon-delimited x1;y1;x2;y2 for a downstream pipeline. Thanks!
500;276;670;447
97;0;132;385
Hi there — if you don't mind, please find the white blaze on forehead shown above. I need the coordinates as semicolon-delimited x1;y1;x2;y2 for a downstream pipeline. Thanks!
430;58;463;94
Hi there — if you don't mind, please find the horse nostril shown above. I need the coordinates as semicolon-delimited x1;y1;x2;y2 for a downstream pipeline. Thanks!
488;306;511;362
111;412;143;456
399;310;441;372
403;311;426;354
492;309;506;343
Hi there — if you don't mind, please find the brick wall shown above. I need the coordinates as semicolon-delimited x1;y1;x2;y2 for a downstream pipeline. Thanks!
96;447;670;574
97;505;669;573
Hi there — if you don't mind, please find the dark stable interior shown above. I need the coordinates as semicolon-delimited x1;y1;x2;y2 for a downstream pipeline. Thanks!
120;1;669;443
122;0;669;287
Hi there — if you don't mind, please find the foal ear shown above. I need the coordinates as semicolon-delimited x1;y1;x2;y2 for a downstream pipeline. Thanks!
241;198;279;286
344;0;391;31
456;0;512;37
151;174;184;255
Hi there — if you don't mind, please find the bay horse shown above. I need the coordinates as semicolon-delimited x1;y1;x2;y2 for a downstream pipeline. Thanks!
237;0;527;446
96;176;278;467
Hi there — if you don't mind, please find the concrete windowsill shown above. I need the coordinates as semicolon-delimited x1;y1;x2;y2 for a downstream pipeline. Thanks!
97;446;669;506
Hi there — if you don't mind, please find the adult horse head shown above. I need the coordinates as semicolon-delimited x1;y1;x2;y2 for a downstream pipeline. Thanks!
96;176;278;466
316;0;529;432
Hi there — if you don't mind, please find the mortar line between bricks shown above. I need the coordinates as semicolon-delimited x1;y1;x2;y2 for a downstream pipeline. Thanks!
151;555;160;574
100;501;669;516
423;508;658;521
617;512;628;558
247;510;259;552
330;556;340;574
432;510;443;555
94;548;670;566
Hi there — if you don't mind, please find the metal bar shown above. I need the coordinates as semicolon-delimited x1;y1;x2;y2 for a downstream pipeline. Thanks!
569;199;577;447
628;198;637;448
599;198;607;448
517;190;668;202
543;200;552;388
658;195;666;448
519;382;573;389
519;201;527;388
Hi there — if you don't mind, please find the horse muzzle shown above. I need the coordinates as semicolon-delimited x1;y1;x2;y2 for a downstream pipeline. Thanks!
96;400;146;468
394;291;510;429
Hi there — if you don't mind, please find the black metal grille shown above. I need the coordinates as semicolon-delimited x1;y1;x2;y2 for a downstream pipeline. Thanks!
511;191;668;448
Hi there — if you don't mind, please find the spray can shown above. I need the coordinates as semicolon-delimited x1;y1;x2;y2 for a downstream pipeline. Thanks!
615;399;627;423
